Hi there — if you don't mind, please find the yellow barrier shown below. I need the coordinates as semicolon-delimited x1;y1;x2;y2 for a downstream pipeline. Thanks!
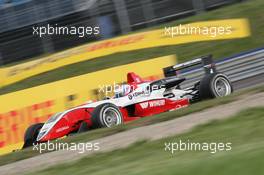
0;55;176;155
0;18;250;87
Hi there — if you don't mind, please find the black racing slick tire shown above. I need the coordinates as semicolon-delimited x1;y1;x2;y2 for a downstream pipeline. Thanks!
92;103;123;128
22;123;44;149
199;73;233;100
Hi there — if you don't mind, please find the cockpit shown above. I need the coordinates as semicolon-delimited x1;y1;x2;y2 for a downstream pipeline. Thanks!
114;84;133;98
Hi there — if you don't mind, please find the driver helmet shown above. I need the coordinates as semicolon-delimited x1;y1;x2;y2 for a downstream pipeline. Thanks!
114;84;131;98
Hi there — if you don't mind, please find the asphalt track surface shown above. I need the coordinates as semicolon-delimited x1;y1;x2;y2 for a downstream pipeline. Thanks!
0;74;263;175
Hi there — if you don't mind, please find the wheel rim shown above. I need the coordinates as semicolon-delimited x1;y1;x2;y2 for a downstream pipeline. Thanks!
102;107;122;127
214;77;232;97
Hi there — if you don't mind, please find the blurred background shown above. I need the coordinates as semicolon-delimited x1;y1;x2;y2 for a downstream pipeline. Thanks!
0;0;245;65
0;1;264;174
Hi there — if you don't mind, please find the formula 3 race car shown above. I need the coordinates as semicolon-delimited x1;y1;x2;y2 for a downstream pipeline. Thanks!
23;55;233;148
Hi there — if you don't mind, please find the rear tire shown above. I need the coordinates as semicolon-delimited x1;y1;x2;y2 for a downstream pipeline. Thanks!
199;73;233;100
22;123;43;149
92;103;123;128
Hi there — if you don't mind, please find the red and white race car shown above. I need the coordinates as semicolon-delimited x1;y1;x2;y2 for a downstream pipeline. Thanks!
23;55;233;148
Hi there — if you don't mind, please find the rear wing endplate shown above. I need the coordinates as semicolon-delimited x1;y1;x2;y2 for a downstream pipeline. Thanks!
163;55;216;77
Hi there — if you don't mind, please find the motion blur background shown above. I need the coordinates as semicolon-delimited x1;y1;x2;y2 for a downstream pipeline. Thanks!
0;0;245;65
1;1;264;174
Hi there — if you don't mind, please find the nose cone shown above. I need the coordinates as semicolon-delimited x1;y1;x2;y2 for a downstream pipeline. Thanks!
37;131;57;142
37;118;69;142
37;123;53;142
37;129;53;142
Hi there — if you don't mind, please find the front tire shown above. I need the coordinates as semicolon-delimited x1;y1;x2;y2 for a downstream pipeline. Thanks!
22;123;43;149
92;103;123;128
199;73;233;99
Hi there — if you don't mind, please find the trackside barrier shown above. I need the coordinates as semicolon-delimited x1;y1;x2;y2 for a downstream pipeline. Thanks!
180;48;264;88
0;18;250;87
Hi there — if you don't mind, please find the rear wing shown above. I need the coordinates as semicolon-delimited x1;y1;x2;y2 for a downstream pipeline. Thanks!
163;55;217;77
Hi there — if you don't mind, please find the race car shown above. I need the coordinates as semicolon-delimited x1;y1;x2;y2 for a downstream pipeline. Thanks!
22;55;233;148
